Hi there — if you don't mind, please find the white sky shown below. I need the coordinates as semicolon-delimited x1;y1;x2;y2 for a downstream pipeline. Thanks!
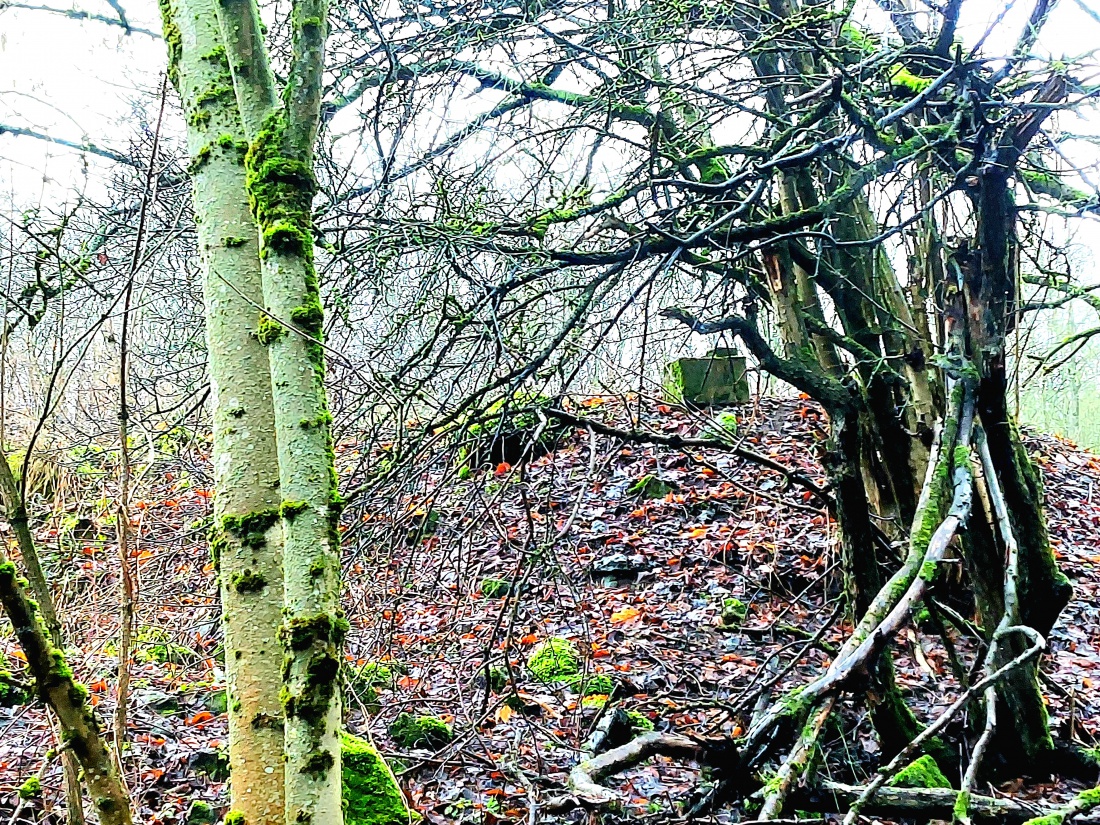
1;0;1098;247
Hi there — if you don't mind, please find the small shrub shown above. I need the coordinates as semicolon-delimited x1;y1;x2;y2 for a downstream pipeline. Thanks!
480;578;511;598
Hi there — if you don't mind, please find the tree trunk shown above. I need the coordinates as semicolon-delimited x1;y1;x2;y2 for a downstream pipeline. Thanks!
214;1;346;820
0;453;132;824
159;0;288;820
0;450;115;824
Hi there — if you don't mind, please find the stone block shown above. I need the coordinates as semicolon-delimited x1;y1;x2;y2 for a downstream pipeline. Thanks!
663;351;749;405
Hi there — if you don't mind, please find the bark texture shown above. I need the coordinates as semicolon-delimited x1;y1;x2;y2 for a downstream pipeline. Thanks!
159;0;288;819
214;1;344;820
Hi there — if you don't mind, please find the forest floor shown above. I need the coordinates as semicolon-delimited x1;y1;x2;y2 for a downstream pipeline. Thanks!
1;397;1099;823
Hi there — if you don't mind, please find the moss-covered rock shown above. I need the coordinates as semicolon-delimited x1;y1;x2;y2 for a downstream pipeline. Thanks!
389;713;454;749
527;637;581;683
888;754;951;789
343;733;413;825
663;352;749;406
719;598;748;629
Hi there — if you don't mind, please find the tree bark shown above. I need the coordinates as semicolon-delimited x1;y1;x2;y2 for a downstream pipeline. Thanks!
159;0;288;820
214;1;345;820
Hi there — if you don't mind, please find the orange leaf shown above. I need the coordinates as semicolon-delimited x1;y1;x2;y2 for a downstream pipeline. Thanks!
187;711;214;726
682;526;708;539
494;462;512;476
611;607;641;624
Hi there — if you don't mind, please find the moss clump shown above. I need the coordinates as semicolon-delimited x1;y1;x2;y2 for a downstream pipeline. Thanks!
626;710;654;732
480;578;511;598
186;800;216;825
720;598;748;628
224;811;246;825
230;568;267;593
389;713;453;749
580;674;614;696
527;637;582;683
156;0;182;89
280;613;349;725
280;499;309;520
888;64;934;96
256;314;285;346
342;733;412;825
351;662;394;689
889;754;951;789
290;301;324;333
224;236;248;248
221;508;280;551
17;776;41;800
245;111;316;262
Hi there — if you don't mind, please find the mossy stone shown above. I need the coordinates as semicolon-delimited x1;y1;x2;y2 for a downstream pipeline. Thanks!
343;733;413;825
527;637;581;683
389;713;454;749
663;352;749;405
888;754;951;789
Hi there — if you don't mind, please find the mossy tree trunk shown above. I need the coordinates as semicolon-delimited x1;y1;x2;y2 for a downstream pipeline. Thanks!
953;148;1072;769
158;0;289;820
0;448;102;824
684;5;1072;776
0;454;132;823
213;1;345;821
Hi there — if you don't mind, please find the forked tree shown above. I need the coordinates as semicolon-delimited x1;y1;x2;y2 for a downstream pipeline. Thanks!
158;0;344;820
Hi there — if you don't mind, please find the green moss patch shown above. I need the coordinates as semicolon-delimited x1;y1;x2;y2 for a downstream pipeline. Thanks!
888;754;951;789
343;733;413;825
527;637;581;683
480;578;511;598
389;713;454;749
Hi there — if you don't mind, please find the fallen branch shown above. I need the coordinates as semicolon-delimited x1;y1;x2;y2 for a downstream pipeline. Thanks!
566;732;706;805
757;697;835;820
545;407;832;504
801;780;1047;822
